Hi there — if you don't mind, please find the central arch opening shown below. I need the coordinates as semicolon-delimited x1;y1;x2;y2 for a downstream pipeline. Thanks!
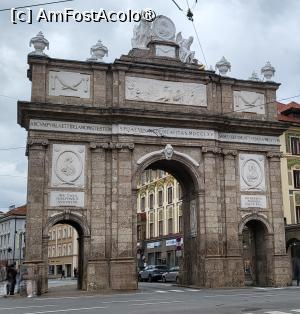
135;158;200;286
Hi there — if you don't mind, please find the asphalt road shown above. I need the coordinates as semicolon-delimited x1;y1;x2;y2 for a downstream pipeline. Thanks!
1;281;300;314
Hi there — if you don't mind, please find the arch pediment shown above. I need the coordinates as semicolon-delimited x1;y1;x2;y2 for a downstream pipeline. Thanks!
137;144;199;167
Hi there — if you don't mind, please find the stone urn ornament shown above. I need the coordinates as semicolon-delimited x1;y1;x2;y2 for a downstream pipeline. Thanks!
261;61;275;81
29;31;49;56
87;40;108;62
249;71;260;81
215;56;231;76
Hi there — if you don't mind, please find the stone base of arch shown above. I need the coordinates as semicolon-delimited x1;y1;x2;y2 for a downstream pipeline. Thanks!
21;261;48;296
86;258;137;291
203;257;244;288
110;258;137;290
273;255;292;287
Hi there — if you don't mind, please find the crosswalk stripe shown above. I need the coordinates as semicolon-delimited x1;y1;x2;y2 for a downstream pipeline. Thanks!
155;290;169;293
291;310;300;312
168;289;185;293
185;289;201;292
265;311;291;314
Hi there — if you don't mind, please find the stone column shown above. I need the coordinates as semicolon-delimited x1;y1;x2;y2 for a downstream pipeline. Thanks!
87;143;109;290
23;138;48;295
222;149;244;287
202;146;225;287
109;143;137;290
267;152;291;286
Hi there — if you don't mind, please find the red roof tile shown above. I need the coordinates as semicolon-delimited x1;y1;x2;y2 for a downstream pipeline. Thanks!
277;101;300;123
3;205;27;217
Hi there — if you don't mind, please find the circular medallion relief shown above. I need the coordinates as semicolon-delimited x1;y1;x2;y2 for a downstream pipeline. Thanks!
241;159;263;189
152;15;176;41
55;150;83;184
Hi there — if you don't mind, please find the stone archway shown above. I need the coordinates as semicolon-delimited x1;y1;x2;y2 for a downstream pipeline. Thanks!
239;214;274;286
44;212;90;291
132;146;204;286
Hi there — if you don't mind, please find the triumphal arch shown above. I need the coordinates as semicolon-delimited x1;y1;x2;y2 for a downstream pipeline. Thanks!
18;16;291;294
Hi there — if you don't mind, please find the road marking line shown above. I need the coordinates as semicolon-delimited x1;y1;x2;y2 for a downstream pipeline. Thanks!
265;311;291;314
155;290;169;293
101;298;171;304
168;289;185;293
23;306;108;314
291;310;300;312
128;301;183;306
185;289;201;292
0;305;56;311
33;292;155;301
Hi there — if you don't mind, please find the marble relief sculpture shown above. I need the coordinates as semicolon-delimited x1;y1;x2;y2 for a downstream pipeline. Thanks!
131;15;197;64
131;18;152;49
176;32;195;63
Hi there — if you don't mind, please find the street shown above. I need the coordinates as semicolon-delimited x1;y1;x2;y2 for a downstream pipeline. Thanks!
1;281;300;313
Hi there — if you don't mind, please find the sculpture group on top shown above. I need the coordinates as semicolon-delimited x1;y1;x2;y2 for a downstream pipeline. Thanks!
28;14;276;81
131;15;197;64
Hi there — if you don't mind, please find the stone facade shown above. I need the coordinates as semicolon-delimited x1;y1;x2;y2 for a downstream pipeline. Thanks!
17;35;291;293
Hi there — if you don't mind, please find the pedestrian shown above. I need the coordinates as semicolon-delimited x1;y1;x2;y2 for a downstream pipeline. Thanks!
294;257;300;286
61;269;65;280
6;264;17;295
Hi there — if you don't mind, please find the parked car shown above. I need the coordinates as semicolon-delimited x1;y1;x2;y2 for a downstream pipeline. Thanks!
138;265;168;282
162;266;180;283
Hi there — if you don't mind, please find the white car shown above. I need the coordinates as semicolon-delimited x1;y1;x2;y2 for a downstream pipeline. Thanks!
162;266;179;283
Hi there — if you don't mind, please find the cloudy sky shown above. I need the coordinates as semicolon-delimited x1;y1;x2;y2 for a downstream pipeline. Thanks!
0;0;300;211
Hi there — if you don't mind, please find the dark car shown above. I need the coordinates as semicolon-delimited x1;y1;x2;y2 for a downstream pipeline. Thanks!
138;265;168;282
162;266;180;283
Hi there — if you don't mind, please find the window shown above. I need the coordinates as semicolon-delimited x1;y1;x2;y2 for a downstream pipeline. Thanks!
296;207;300;223
178;184;182;200
137;225;142;241
179;215;183;233
167;186;173;204
150;170;156;181
291;137;300;155
140;197;145;212
68;244;72;255
168;218;173;234
149;223;154;238
52;230;55;240
294;170;300;188
149;193;154;209
158;190;163;206
58;245;61;256
48;265;55;275
158;220;163;236
62;244;66;256
52;247;55;257
63;228;67;238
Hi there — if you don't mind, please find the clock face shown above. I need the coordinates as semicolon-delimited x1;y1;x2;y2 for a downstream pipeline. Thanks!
152;15;176;41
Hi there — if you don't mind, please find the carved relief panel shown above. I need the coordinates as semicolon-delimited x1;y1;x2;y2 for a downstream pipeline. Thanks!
233;91;265;114
125;76;207;106
51;144;85;188
239;154;266;192
49;71;91;98
155;45;176;58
